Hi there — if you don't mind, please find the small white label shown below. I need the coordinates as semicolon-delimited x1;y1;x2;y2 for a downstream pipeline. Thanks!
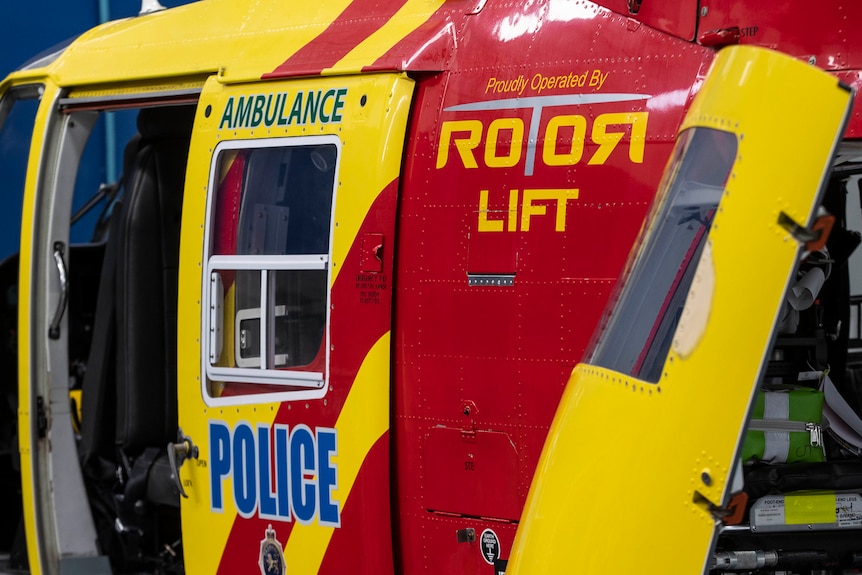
836;494;862;528
752;498;786;526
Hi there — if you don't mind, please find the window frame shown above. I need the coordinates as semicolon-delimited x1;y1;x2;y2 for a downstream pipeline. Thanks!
201;135;339;403
588;127;737;382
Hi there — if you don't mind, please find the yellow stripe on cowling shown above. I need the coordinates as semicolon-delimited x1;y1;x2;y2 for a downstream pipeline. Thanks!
323;0;447;75
282;331;391;574
44;0;357;87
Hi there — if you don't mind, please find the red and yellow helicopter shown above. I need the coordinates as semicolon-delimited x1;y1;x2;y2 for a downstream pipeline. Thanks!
1;1;862;574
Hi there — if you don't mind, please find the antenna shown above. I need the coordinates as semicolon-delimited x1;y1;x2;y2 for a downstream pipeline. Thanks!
139;0;166;15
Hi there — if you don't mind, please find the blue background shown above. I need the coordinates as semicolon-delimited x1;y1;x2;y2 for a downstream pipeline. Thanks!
0;0;194;257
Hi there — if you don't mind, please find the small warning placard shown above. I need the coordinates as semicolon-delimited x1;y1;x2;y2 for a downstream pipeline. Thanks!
480;529;500;565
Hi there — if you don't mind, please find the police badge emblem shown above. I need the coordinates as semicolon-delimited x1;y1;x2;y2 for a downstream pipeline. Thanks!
259;524;286;575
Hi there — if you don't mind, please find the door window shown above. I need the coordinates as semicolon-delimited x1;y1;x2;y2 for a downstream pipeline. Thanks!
0;85;42;258
204;137;338;399
589;127;737;382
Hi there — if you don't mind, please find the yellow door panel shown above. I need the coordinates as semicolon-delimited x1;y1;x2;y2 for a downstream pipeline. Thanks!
508;46;852;573
177;72;413;573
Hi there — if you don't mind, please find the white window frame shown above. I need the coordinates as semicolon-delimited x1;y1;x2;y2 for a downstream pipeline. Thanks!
201;136;339;405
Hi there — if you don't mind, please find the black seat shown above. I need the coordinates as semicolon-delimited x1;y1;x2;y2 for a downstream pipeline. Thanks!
114;106;192;456
79;104;194;490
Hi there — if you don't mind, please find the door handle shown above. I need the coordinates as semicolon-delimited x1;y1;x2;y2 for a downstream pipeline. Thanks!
48;241;67;340
167;428;198;499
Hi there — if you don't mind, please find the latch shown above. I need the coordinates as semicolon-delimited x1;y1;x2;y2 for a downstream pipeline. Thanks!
778;211;835;252
456;528;476;544
698;27;741;48
693;489;748;525
461;400;478;437
167;428;199;498
360;233;384;273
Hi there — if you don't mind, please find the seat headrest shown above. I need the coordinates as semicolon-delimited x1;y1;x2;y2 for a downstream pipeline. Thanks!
137;105;196;140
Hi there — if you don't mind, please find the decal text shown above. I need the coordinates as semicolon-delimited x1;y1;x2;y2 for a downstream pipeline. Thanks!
209;421;341;527
485;69;610;96
478;188;578;232
219;88;348;130
437;94;650;176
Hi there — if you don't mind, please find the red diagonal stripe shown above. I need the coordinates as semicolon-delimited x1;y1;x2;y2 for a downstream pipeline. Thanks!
264;0;410;79
215;179;400;573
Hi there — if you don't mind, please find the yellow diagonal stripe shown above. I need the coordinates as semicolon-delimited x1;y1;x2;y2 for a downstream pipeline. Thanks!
283;331;391;573
323;0;447;75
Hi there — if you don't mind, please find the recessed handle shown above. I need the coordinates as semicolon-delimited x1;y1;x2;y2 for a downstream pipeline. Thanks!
48;241;67;340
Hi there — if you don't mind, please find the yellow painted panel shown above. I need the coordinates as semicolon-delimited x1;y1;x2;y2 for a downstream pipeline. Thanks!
6;0;452;89
17;80;61;575
509;46;851;573
177;72;411;572
47;0;354;86
282;332;391;573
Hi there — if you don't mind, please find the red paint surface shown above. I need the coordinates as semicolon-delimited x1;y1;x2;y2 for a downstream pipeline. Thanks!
596;0;699;41
391;4;712;571
699;1;862;73
217;180;400;574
